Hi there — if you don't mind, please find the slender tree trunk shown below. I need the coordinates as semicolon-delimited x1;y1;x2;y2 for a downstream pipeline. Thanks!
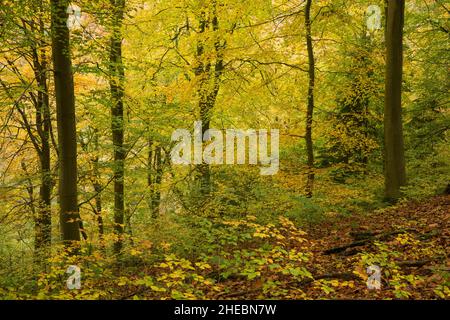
147;138;153;210
109;0;126;254
21;162;39;251
50;0;80;243
147;138;163;218
304;0;315;198
194;8;211;195
91;130;104;237
93;166;104;236
28;7;52;258
194;1;223;196
384;0;406;201
34;51;52;254
92;154;105;252
152;146;163;218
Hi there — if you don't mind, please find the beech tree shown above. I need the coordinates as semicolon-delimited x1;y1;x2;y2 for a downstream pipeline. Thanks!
109;0;126;253
194;0;225;196
384;0;406;201
304;0;315;198
50;0;80;243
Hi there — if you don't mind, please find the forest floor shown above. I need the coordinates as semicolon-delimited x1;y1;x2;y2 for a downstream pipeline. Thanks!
16;194;447;300
210;195;449;299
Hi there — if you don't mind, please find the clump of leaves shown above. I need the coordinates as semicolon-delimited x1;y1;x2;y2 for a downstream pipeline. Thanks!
354;233;448;299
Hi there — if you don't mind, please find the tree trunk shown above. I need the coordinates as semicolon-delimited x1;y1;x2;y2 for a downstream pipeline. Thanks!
304;0;315;198
152;146;162;218
109;0;126;254
147;138;163;218
50;0;80;243
33;48;52;255
384;0;406;201
27;5;52;258
92;129;104;237
194;8;211;195
194;1;223;196
93;163;104;236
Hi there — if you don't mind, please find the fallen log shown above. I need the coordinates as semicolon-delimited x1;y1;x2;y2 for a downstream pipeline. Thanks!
324;229;417;255
349;231;380;241
397;255;447;268
397;259;431;268
324;240;368;255
296;272;359;286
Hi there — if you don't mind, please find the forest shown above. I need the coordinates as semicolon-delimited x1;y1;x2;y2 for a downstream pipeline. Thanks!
0;0;448;300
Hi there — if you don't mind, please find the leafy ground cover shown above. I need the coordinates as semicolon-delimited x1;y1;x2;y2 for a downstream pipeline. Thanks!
2;194;447;300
